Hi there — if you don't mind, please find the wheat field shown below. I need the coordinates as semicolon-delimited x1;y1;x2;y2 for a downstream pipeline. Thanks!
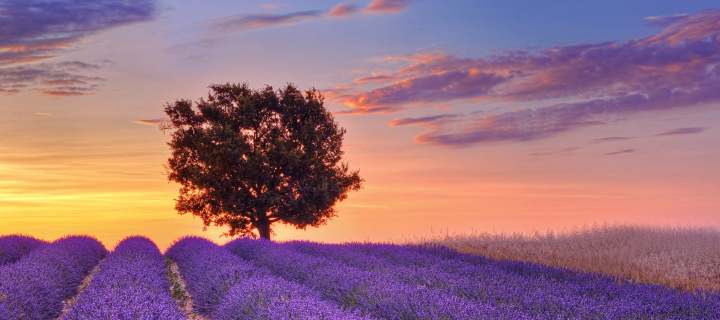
412;224;720;295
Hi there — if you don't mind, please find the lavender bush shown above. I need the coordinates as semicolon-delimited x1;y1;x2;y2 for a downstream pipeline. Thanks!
166;236;372;319
0;235;107;320
225;238;514;319
289;241;720;319
0;234;46;266
61;236;184;319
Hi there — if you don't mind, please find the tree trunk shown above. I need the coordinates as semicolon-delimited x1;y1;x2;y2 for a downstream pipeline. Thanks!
256;218;272;240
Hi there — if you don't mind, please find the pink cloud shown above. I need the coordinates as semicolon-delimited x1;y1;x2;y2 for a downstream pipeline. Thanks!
640;9;720;45
259;4;287;9
338;8;720;147
527;147;581;157
364;0;412;14
327;2;359;18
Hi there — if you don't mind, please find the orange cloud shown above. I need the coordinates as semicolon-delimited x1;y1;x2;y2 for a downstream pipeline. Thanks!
133;119;167;126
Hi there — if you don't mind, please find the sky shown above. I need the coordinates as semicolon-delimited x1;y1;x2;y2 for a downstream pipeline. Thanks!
1;0;719;250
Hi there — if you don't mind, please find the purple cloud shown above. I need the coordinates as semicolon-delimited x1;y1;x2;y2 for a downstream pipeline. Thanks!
655;127;708;136
338;8;720;147
589;136;635;144
604;149;636;156
210;11;323;32
388;114;458;127
333;105;403;115
0;0;157;96
205;1;411;34
0;0;157;66
0;62;104;97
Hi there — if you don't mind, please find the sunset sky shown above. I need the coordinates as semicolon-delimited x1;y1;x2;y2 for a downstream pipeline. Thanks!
2;0;719;250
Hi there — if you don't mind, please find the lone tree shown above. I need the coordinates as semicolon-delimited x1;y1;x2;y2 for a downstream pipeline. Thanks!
162;82;363;240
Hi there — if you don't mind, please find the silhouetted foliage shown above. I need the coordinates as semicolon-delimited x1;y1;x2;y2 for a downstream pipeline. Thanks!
162;83;363;240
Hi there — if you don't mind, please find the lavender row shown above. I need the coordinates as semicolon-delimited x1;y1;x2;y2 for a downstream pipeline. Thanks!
289;241;720;319
166;236;371;319
0;234;47;266
0;235;107;320
61;236;184;319
225;238;523;319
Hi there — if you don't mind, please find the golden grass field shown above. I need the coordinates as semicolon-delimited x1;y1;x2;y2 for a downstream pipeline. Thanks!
411;224;720;295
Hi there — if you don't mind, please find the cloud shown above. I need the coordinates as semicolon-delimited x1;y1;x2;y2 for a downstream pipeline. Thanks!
0;62;105;97
0;0;158;67
0;0;158;95
589;136;635;144
327;2;360;18
655;127;708;136
337;8;720;147
388;114;458;127
333;105;403;115
133;119;167;126
205;1;411;34
364;0;412;14
639;9;720;45
259;4;288;9
645;14;691;28
604;149;636;156
210;11;323;32
527;147;581;157
353;75;400;83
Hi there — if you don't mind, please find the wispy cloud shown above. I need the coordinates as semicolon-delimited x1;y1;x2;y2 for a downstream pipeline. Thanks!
210;11;323;32
333;105;403;115
364;0;412;14
327;2;360;18
204;0;411;33
353;75;400;83
0;0;158;96
590;137;635;144
654;127;708;136
389;114;458;127
0;62;105;96
604;149;636;156
133;119;167;126
259;4;288;9
527;147;581;157
336;8;720;147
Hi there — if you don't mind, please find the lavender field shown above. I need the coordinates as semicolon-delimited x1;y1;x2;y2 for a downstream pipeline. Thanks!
1;234;719;319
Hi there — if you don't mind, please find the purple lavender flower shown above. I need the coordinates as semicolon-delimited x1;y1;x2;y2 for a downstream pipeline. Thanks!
167;236;373;319
61;236;185;319
0;234;46;266
0;235;107;320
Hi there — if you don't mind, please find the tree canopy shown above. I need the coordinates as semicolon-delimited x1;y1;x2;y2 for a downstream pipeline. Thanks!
162;82;363;240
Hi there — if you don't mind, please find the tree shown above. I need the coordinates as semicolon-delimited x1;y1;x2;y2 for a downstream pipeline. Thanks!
162;82;363;240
